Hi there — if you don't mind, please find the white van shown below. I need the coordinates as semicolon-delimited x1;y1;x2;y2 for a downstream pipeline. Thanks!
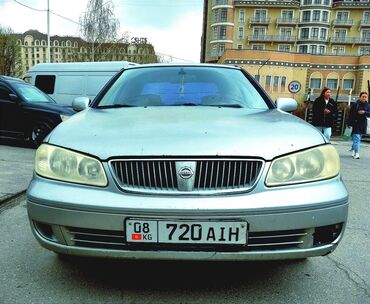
24;61;136;106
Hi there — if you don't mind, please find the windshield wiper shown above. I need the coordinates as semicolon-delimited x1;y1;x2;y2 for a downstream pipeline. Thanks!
207;104;244;108
97;104;135;109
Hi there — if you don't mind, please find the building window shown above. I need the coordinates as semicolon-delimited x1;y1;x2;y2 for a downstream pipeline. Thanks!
299;45;308;53
310;45;317;54
251;44;265;50
254;9;267;21
332;46;345;55
302;11;311;22
253;27;266;38
363;11;370;21
311;28;319;39
214;9;219;23
278;44;291;52
320;28;327;40
318;45;325;54
213;27;218;40
322;11;329;22
359;46;370;55
237;44;243;49
220;26;226;39
265;75;271;90
239;10;245;23
361;30;370;42
219;43;225;53
343;79;354;90
220;8;227;22
280;27;292;38
281;10;293;21
327;78;338;89
255;75;260;83
303;0;312;5
310;78;322;89
281;76;286;92
301;28;309;39
336;11;349;22
313;10;320;21
324;0;330;5
238;27;244;39
314;0;321;4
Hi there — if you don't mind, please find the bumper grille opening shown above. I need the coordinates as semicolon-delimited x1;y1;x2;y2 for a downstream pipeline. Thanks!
64;226;321;252
313;224;343;246
34;221;54;241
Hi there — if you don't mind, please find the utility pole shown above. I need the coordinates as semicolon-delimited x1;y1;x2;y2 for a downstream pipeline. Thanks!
47;0;50;63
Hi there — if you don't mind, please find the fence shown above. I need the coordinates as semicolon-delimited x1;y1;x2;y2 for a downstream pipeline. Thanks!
305;108;347;136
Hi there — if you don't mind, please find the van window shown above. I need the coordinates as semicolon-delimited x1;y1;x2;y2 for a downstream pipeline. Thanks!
35;75;56;94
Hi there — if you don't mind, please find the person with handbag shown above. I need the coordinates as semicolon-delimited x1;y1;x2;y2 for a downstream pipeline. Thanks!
347;92;370;159
312;87;338;141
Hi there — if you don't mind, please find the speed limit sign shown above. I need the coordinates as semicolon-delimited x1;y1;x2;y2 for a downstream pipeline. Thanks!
288;81;301;94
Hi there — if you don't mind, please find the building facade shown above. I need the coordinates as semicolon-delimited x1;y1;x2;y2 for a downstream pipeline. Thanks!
201;0;370;103
13;30;158;75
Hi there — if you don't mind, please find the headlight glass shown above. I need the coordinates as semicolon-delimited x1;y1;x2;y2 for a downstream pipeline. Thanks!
266;145;340;186
35;144;108;187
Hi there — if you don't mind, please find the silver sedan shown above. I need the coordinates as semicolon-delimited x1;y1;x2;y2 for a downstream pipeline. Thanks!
27;64;348;261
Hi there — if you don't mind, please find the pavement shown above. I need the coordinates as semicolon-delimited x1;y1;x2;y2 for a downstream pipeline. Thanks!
0;137;368;206
0;140;35;204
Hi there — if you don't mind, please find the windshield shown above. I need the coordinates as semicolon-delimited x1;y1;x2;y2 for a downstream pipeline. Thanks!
14;83;55;103
96;66;269;109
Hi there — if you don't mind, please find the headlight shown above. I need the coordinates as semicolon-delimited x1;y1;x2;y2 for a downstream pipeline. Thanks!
266;145;340;186
35;144;108;187
60;114;71;122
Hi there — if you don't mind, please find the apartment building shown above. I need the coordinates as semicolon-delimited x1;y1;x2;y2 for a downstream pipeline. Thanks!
201;0;370;102
13;30;157;75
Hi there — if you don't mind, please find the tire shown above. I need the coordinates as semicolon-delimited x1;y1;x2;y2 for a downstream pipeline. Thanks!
29;122;52;148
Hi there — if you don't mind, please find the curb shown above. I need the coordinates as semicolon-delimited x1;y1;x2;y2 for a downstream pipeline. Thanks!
0;190;27;211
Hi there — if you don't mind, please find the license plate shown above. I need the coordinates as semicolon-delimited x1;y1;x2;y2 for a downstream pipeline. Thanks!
125;219;247;245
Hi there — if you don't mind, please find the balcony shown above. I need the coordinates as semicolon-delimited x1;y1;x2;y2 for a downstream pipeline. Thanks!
300;19;330;25
329;37;370;44
247;35;297;42
276;18;299;26
332;19;354;27
298;36;328;42
233;0;300;8
249;17;271;25
359;19;370;28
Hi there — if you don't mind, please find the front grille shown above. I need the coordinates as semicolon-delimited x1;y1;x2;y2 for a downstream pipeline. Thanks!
65;227;311;252
109;158;264;194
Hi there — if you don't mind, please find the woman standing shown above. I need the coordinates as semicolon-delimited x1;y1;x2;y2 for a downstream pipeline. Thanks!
312;87;338;141
348;92;370;159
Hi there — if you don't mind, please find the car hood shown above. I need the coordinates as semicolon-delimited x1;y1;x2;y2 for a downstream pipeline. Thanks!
48;107;325;160
23;102;75;115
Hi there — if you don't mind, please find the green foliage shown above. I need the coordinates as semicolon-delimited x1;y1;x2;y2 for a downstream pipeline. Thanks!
0;26;22;77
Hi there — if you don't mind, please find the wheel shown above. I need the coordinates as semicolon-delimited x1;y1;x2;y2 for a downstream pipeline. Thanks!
29;122;51;148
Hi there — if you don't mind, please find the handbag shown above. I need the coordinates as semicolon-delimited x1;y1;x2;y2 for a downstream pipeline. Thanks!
342;126;352;141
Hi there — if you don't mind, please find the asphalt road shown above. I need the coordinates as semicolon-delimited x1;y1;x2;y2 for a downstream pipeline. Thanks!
0;140;369;304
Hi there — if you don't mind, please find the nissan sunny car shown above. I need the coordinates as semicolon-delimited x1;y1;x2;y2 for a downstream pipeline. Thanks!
27;64;348;261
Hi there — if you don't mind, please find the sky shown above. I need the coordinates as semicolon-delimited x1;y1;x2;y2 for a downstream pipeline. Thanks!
0;0;204;62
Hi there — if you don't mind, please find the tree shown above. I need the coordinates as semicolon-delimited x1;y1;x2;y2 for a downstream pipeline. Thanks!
0;26;22;76
79;0;122;61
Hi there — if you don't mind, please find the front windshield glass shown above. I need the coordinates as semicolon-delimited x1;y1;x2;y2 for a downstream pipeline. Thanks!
97;66;269;109
15;83;55;103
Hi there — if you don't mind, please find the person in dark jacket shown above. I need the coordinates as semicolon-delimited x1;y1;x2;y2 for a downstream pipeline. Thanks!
312;87;338;141
347;92;370;159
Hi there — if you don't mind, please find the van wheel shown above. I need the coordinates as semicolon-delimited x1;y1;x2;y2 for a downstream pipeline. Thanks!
29;122;51;148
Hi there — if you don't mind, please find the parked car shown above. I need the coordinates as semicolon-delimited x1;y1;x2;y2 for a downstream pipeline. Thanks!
0;76;75;147
27;64;348;261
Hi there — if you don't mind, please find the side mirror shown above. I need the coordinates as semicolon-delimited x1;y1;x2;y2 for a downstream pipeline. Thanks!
72;96;90;112
275;97;298;112
9;93;20;103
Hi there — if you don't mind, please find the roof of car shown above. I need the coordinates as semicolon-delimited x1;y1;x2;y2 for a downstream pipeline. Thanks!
0;75;26;84
124;63;241;70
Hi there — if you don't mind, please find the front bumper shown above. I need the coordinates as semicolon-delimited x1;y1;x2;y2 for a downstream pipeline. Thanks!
27;174;349;261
